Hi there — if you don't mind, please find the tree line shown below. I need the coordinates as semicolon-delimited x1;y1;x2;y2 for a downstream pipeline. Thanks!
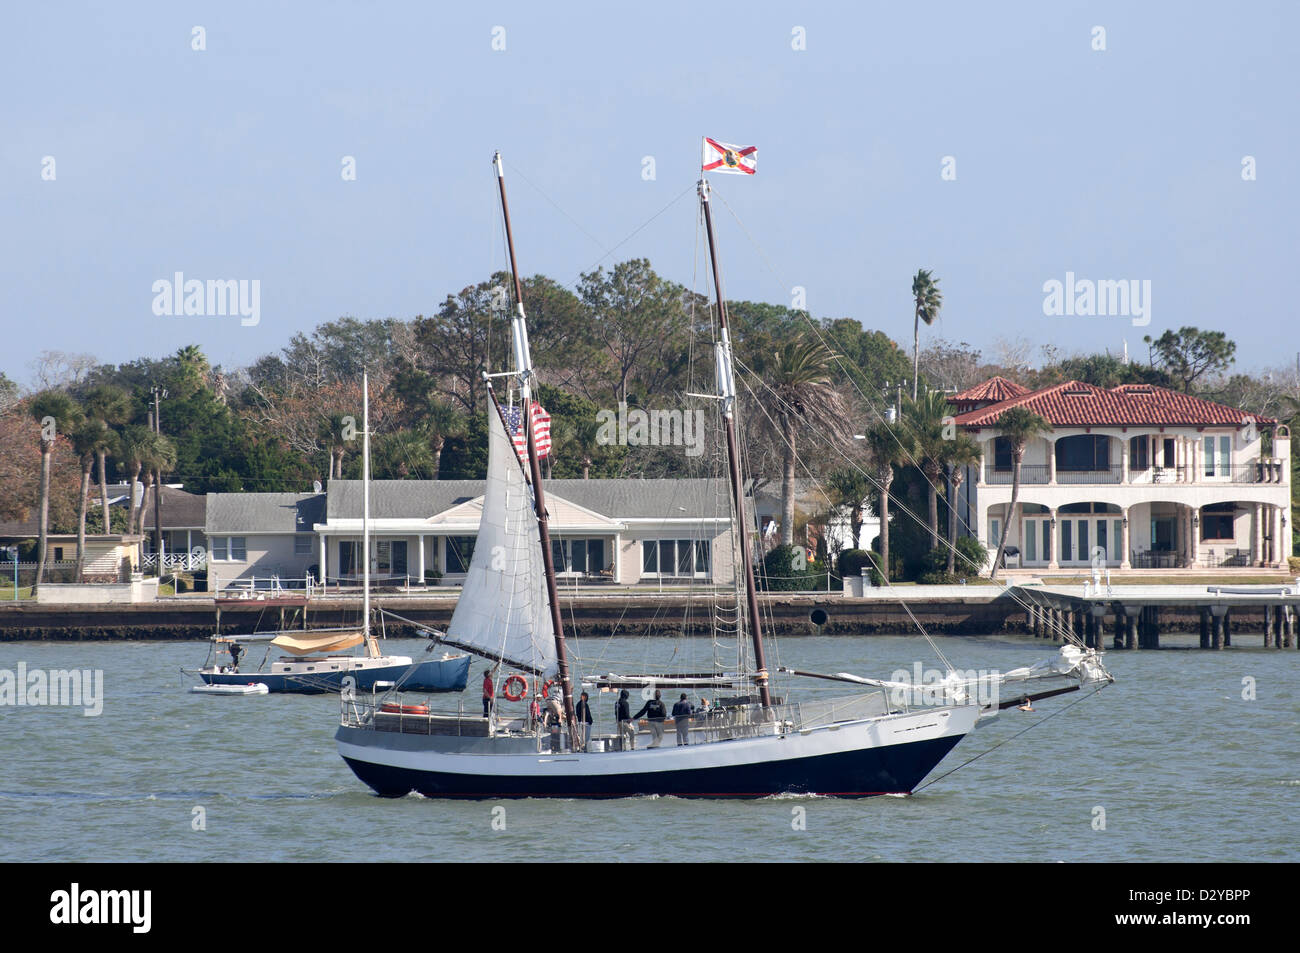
2;259;1293;588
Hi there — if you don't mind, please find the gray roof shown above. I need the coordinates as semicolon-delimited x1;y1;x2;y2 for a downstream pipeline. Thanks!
326;478;731;521
206;493;325;534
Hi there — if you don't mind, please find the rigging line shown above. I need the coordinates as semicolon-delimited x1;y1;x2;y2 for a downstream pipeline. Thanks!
504;159;610;253
728;358;1085;649
912;683;1112;793
572;182;698;284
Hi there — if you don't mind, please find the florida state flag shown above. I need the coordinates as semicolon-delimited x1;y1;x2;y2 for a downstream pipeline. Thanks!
701;138;757;175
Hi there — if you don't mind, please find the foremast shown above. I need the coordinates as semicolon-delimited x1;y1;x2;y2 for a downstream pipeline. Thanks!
698;179;771;707
362;369;380;658
493;151;579;740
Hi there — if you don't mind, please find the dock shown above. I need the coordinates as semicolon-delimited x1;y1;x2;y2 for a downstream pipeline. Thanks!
1010;583;1300;650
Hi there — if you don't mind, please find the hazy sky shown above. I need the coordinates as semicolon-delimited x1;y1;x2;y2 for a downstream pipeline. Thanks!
3;1;1295;389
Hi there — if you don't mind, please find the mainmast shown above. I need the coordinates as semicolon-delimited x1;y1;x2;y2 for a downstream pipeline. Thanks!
362;369;379;658
699;179;771;707
493;152;579;740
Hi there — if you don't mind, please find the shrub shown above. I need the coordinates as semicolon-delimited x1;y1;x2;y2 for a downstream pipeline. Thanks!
759;545;825;592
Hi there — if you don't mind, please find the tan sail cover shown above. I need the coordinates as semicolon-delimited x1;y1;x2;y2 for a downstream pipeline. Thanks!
446;405;558;676
270;631;366;656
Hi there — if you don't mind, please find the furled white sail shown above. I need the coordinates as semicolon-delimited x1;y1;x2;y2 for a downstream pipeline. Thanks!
445;404;558;676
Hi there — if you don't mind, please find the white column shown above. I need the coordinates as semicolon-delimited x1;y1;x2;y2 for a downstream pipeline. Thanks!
1120;508;1131;569
1121;438;1130;483
1048;507;1059;570
1047;437;1056;485
1273;504;1284;567
417;533;426;583
319;534;327;586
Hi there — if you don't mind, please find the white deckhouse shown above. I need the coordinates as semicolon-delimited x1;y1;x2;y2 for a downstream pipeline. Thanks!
953;377;1292;572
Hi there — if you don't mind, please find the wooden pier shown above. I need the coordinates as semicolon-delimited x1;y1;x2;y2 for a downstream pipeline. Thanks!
1013;583;1299;650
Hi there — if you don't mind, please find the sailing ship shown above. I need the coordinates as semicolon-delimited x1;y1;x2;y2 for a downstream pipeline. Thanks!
334;150;1109;797
189;372;471;695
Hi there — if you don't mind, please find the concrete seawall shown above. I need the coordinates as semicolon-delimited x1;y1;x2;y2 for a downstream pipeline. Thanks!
0;591;1026;641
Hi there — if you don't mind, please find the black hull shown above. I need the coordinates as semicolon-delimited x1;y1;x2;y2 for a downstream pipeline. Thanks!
340;734;964;800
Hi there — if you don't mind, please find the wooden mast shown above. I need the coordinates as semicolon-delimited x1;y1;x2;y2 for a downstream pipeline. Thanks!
493;152;579;742
698;179;771;707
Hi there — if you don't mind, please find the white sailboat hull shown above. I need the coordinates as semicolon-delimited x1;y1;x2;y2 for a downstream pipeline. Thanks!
337;704;980;799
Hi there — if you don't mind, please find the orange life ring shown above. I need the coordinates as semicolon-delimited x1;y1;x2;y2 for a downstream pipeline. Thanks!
380;702;430;715
502;674;528;702
540;678;555;698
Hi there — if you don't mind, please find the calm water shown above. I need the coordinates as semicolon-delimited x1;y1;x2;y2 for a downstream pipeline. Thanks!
2;633;1296;863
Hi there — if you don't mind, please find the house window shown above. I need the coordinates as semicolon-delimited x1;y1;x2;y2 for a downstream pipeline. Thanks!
1130;436;1149;471
229;537;246;561
338;541;355;576
640;540;709;577
1056;434;1109;471
993;437;1012;471
1201;503;1235;541
294;534;313;556
53;546;65;562
446;537;475;574
1025;522;1037;563
1204;435;1232;477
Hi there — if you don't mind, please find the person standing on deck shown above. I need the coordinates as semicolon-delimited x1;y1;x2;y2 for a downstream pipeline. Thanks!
672;693;692;746
633;690;668;748
481;667;496;719
575;691;594;751
616;689;635;751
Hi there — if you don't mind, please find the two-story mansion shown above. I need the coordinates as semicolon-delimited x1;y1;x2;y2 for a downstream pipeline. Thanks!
952;377;1292;572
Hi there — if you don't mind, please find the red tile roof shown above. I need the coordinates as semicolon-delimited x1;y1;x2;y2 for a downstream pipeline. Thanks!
948;376;1030;405
952;380;1276;429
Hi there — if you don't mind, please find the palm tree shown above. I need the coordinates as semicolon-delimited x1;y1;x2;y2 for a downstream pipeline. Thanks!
989;405;1050;581
81;384;132;533
911;269;943;400
144;432;178;569
71;419;114;579
422;398;465;478
372;430;435;479
826;467;873;550
862;421;912;582
118;425;152;534
762;337;850;546
321;412;353;480
28;390;83;590
943;434;982;574
905;389;951;550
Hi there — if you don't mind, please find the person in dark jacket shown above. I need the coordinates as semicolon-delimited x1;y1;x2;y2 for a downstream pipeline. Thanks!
575;691;594;750
616;689;636;750
633;689;668;748
671;693;692;746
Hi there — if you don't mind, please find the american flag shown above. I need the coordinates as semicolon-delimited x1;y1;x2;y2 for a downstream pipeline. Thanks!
501;401;551;465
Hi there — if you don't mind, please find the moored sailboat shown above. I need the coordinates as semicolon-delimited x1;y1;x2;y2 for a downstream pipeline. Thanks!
190;372;470;695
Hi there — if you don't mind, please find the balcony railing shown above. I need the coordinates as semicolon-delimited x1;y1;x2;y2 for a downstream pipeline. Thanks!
983;460;1288;487
1200;462;1287;484
1056;464;1123;485
984;465;1049;485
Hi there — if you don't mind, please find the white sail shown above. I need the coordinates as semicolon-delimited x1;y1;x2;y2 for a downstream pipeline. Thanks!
445;404;558;676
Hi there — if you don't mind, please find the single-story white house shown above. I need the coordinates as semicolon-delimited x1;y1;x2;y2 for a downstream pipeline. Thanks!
204;478;739;591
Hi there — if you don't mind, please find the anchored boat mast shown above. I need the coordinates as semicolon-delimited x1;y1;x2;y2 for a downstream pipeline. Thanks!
699;179;771;707
493;152;580;741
